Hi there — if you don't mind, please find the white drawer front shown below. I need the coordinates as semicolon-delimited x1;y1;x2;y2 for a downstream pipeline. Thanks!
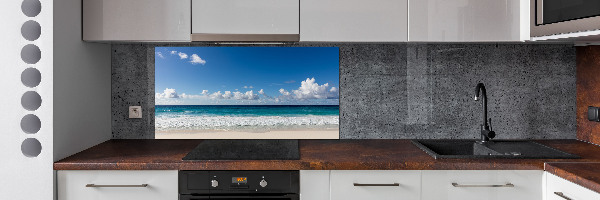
546;172;600;200
57;170;178;200
330;170;421;200
422;170;542;200
300;170;330;200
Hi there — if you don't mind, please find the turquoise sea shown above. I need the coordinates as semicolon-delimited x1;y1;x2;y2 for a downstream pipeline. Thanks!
155;105;339;131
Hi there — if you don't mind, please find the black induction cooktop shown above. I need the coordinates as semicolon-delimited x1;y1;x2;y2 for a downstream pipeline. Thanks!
182;140;300;160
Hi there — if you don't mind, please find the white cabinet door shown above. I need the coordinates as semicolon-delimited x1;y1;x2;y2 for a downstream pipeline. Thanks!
57;170;178;200
83;0;191;41
300;170;330;200
545;172;600;200
191;0;299;35
422;170;543;200
300;0;408;42
330;170;420;200
409;0;529;42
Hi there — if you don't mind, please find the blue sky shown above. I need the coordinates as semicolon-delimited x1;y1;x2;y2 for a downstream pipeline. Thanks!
155;47;339;105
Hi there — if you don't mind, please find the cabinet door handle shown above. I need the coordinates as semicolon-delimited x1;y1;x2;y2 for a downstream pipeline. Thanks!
86;184;149;188
353;183;400;186
554;192;573;200
451;183;514;188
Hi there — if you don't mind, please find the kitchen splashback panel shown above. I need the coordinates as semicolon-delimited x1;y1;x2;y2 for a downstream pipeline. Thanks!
112;43;576;139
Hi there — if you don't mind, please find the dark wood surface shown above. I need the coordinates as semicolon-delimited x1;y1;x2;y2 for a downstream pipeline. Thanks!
54;139;600;171
577;46;600;145
545;162;600;194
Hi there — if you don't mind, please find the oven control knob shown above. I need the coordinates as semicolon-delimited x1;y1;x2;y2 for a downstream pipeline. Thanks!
211;180;219;188
259;179;268;187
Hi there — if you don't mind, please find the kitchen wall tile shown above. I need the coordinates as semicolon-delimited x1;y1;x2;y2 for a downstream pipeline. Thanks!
111;43;576;139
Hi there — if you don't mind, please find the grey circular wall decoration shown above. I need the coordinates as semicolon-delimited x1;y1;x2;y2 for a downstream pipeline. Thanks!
21;20;41;41
21;138;42;157
21;68;41;88
21;44;41;64
20;114;41;134
21;0;41;17
21;91;42;111
21;0;44;160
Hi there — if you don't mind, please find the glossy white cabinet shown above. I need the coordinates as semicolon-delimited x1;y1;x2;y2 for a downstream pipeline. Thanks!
422;170;543;200
409;0;529;42
330;170;421;200
300;0;408;42
300;170;330;200
57;170;178;200
83;0;191;41
192;0;299;38
545;172;600;200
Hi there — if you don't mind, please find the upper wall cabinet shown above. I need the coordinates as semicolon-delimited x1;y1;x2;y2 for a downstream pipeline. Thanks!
191;0;300;41
83;0;191;42
300;0;408;42
409;0;530;42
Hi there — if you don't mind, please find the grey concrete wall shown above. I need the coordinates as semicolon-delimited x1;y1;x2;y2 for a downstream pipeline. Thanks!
112;43;576;139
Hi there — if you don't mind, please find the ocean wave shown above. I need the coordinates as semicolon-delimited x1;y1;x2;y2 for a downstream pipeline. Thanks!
155;115;339;131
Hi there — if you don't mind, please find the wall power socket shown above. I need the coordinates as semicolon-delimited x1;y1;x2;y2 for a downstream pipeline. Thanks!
129;106;142;119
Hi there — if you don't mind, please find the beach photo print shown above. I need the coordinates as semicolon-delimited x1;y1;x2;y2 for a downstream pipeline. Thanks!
154;47;340;139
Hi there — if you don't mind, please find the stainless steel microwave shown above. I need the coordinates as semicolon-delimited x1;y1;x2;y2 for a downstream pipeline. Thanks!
531;0;600;37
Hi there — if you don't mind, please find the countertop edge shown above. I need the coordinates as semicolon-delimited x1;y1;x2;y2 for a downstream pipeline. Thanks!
545;162;600;194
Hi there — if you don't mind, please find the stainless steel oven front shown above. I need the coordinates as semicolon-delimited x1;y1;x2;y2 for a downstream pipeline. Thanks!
531;0;600;37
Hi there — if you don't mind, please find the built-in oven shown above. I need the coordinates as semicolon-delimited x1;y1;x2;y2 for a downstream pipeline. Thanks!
179;171;299;200
532;0;600;37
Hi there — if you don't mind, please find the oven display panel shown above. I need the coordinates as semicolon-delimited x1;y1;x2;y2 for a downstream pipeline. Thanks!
232;177;247;184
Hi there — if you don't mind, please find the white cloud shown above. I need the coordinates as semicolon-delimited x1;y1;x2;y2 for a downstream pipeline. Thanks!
179;93;205;99
243;86;254;89
209;91;224;99
222;91;233;99
158;89;211;100
258;89;273;99
155;88;179;99
279;88;290;96
156;52;165;59
189;54;206;65
209;90;259;100
280;78;339;100
178;52;188;59
284;80;296;84
234;91;259;100
170;51;177;55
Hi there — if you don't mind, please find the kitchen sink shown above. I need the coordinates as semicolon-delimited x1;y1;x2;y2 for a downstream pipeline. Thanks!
412;140;579;159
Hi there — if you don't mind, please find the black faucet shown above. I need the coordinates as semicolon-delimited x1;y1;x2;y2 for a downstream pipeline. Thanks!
474;83;495;143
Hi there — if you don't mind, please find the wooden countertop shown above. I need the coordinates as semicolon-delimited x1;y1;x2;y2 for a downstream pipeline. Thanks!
54;139;600;194
54;139;600;171
54;139;600;193
545;162;600;194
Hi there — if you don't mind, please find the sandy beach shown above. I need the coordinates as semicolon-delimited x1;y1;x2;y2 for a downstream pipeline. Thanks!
155;127;339;139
